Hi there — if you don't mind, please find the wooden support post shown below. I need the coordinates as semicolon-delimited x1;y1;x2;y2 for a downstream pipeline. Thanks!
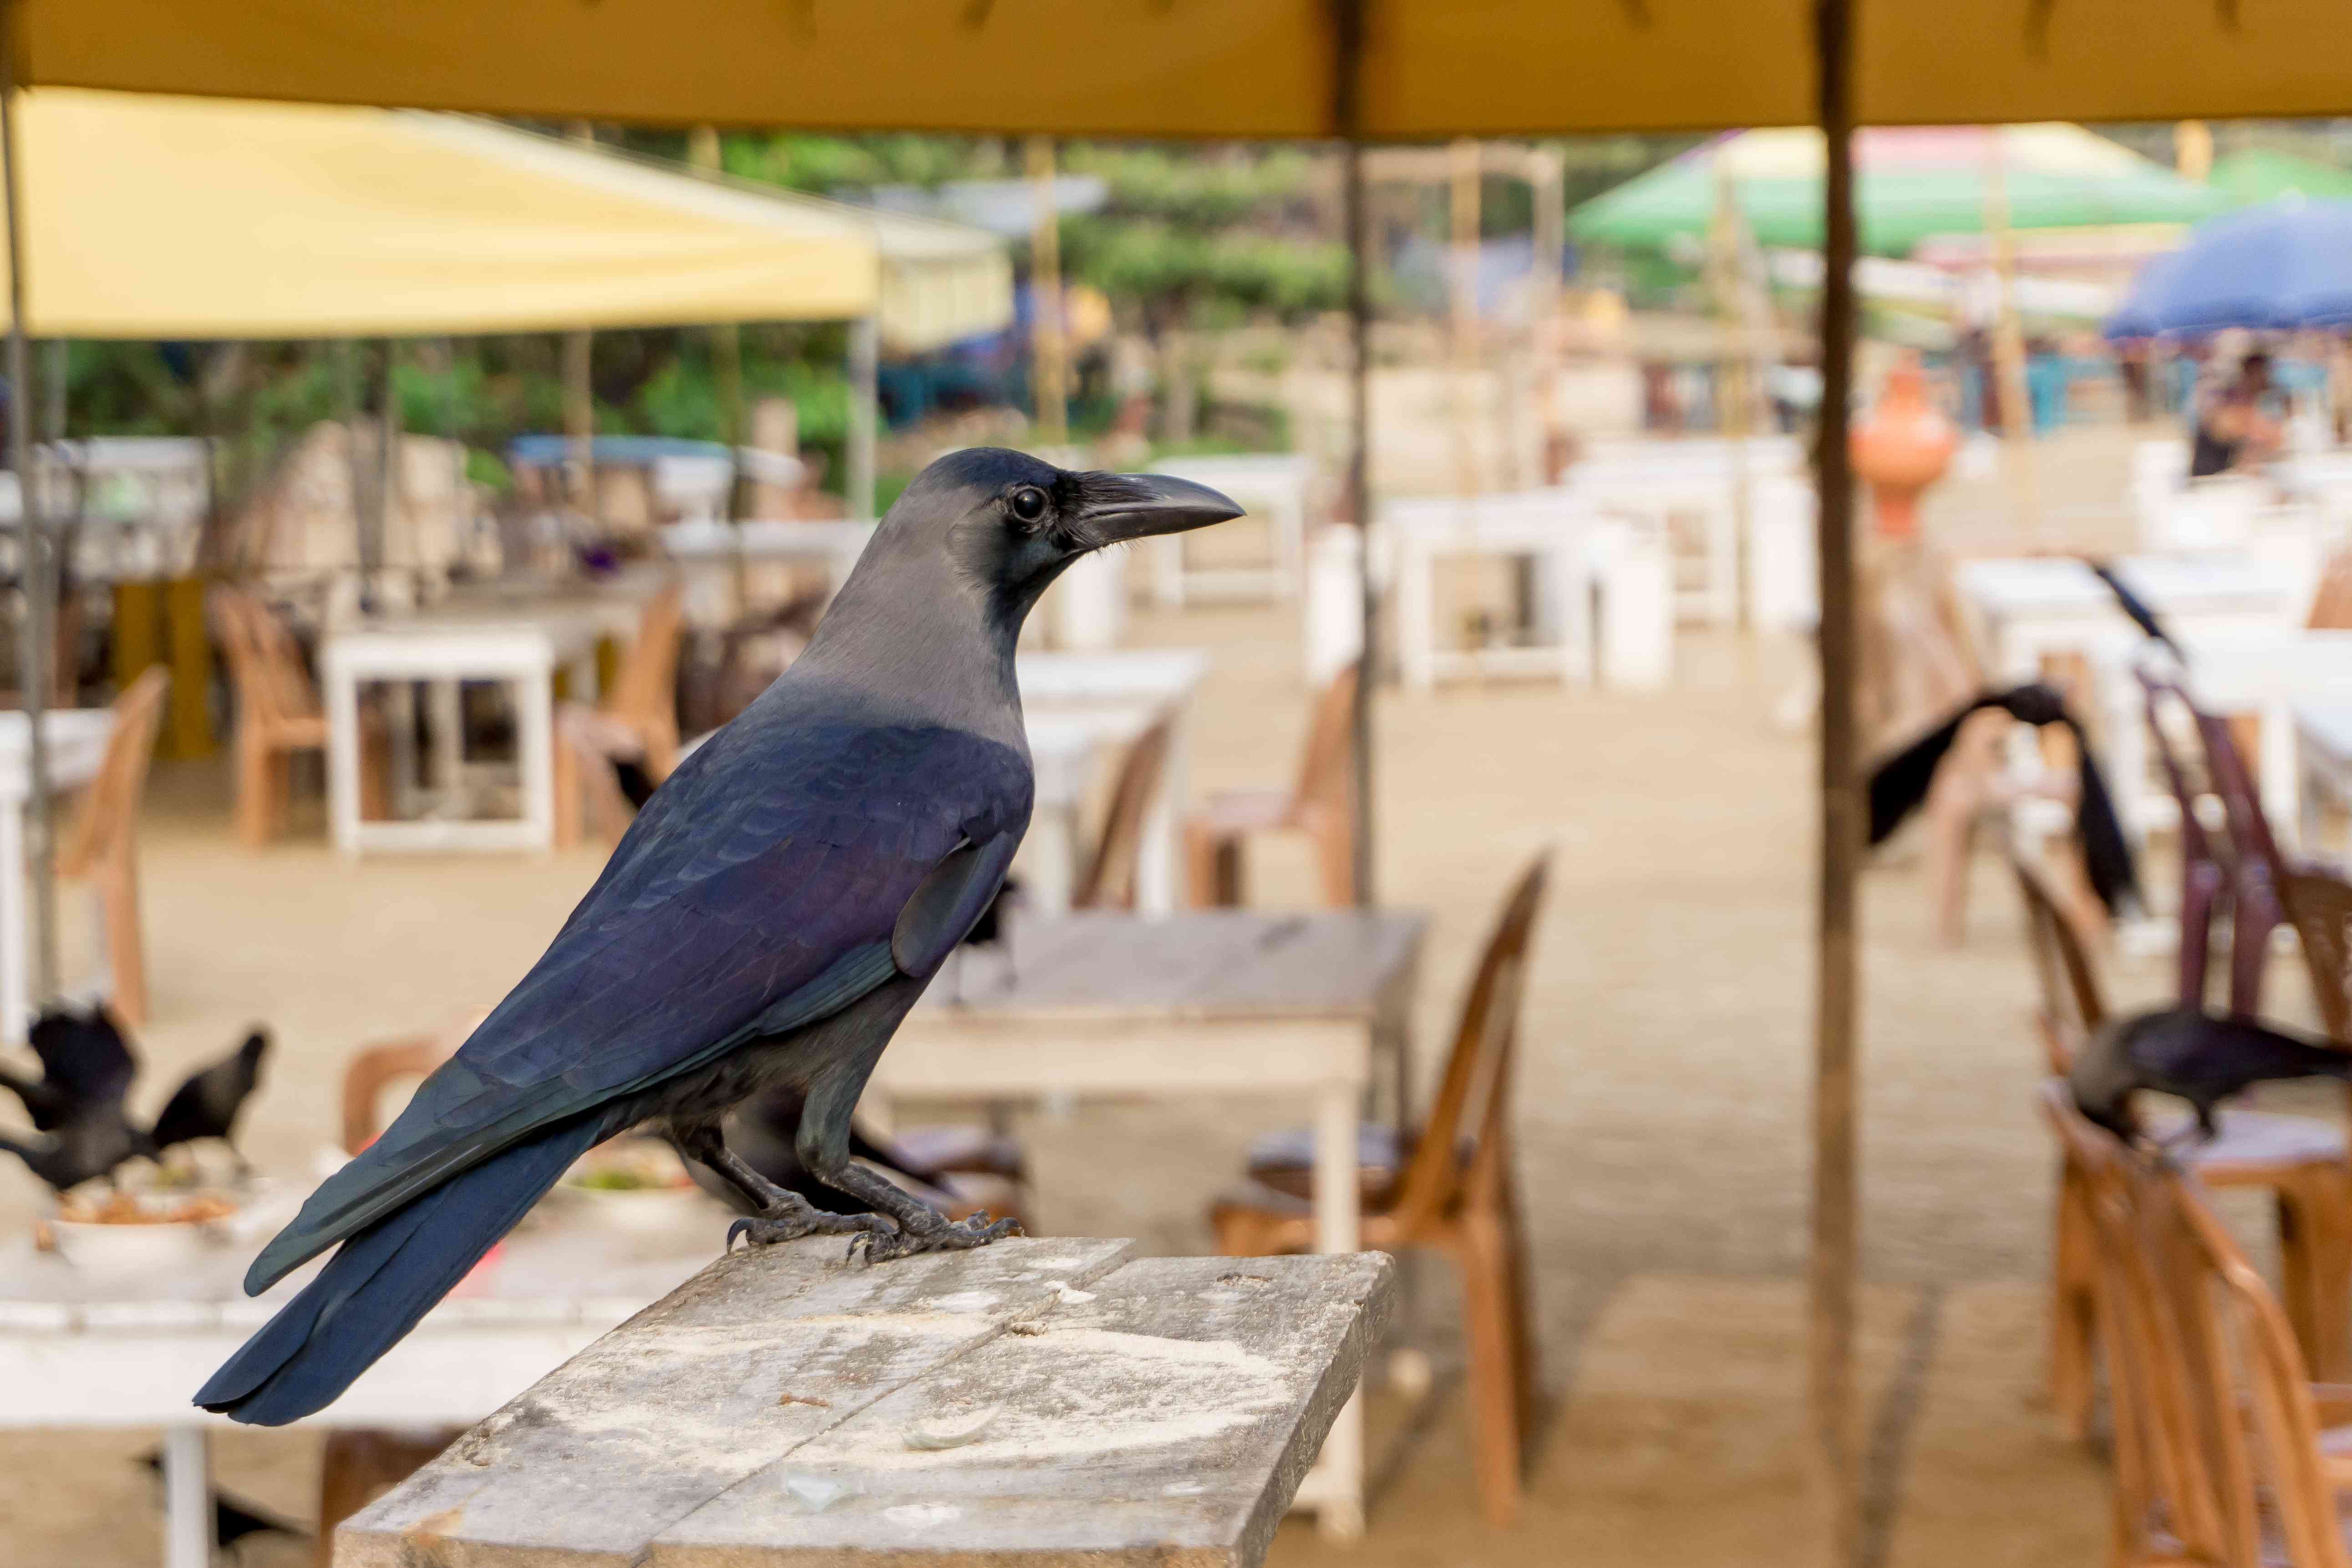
1026;135;1070;448
689;125;746;454
1448;137;1482;501
1335;0;1374;910
1982;135;2040;532
564;122;598;523
1811;0;1863;1560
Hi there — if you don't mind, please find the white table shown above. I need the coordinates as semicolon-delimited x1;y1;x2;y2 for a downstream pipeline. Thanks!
1017;650;1207;916
0;709;112;1040
1020;710;1145;915
323;621;572;854
1147;454;1316;607
0;1197;730;1568
1954;554;2297;684
1381;491;1673;691
660;518;873;624
2301;702;2352;859
864;908;1427;1541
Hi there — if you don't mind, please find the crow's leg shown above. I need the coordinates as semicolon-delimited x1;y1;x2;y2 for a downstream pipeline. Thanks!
821;1157;1021;1264
666;1125;889;1250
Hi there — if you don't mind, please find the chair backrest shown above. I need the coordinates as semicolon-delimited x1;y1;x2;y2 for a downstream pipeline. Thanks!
2307;544;2352;630
1291;660;1360;820
2012;853;2106;1069
2038;1086;2246;1568
58;667;169;876
601;582;684;776
340;1013;484;1154
2281;862;2352;1043
1387;853;1550;1233
1072;717;1173;912
210;585;322;731
2137;668;2225;879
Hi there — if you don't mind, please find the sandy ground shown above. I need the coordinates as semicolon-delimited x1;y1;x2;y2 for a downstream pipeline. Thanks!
0;425;2324;1566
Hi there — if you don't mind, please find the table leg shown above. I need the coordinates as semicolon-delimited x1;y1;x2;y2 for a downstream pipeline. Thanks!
1311;1079;1365;1540
428;678;463;797
385;682;418;820
1398;539;1435;691
0;802;24;1043
1026;803;1078;916
516;670;556;852
161;1424;208;1568
326;663;364;857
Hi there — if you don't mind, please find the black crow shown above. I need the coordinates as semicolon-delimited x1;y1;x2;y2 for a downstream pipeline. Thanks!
0;1005;139;1131
2070;1005;2352;1142
686;1084;961;1218
149;1028;271;1167
0;1100;152;1194
196;449;1239;1426
1866;681;2140;914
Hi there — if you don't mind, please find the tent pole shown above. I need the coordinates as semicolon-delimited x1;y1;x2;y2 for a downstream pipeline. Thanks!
1336;0;1373;909
1810;0;1862;1559
1026;136;1070;449
847;315;879;520
0;0;56;1013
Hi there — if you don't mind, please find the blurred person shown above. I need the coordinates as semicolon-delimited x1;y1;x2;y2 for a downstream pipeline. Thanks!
2188;349;2281;477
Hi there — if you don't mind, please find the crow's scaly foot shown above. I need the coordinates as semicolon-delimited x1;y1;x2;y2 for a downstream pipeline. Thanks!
727;1201;894;1251
848;1209;1021;1265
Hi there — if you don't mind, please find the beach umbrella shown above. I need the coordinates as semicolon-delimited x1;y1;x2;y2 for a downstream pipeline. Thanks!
14;2;2349;1553
2209;148;2352;208
2106;199;2352;338
1570;124;2226;256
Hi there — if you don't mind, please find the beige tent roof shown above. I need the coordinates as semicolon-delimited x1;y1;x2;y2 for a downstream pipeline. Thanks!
6;88;1011;348
25;0;2348;136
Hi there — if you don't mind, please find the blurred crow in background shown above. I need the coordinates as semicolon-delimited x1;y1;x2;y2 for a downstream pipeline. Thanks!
2071;1005;2352;1142
149;1028;272;1171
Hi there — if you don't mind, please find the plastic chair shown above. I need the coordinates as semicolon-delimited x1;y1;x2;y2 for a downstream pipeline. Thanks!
1071;718;1172;912
54;669;168;1025
1184;661;1356;907
1212;853;1548;1524
553;582;684;848
212;585;385;845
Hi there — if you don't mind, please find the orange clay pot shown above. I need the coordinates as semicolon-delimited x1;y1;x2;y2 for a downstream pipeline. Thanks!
1851;358;1959;541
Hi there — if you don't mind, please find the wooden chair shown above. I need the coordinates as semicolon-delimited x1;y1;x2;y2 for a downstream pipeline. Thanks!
1211;853;1549;1524
2022;854;2352;1428
553;582;684;848
2139;668;2236;1009
212;584;384;845
2310;543;2352;631
1184;662;1356;908
2283;861;2352;1045
2050;1089;2352;1568
52;668;168;1025
1072;718;1173;912
316;1016;481;1568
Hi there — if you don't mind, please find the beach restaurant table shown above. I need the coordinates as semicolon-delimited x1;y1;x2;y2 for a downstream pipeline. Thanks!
1148;453;1316;607
863;908;1429;1540
0;1198;732;1568
0;709;112;1040
2299;701;2352;858
1016;649;1207;917
1952;553;2296;683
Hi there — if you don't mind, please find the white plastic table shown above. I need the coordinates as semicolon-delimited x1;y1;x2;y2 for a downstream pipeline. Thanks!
1016;650;1207;916
2301;701;2352;858
0;1195;732;1568
864;908;1428;1541
0;708;113;1040
323;621;571;854
660;518;874;624
1953;554;2296;684
1148;454;1315;606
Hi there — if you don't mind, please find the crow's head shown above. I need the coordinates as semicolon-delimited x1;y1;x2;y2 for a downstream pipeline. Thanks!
884;447;1241;620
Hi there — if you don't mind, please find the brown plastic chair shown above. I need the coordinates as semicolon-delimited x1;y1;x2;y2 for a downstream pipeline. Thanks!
554;581;684;848
2283;862;2352;1045
212;585;384;845
53;669;168;1025
2310;544;2352;631
1184;661;1357;907
315;1014;484;1567
2048;1090;2352;1568
2023;856;2352;1431
1071;718;1173;912
1212;852;1549;1524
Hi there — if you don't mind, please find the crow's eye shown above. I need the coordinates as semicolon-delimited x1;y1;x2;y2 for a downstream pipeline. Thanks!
1008;486;1048;524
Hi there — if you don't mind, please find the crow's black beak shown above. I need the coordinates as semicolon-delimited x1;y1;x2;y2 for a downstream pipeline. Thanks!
1073;472;1245;546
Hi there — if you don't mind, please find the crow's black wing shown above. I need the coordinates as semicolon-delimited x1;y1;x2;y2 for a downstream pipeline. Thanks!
28;1008;136;1107
246;715;1030;1292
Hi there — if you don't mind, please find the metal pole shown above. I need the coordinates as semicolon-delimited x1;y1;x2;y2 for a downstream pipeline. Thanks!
847;315;879;520
1336;0;1374;909
1810;0;1862;1559
564;122;598;524
0;0;56;1009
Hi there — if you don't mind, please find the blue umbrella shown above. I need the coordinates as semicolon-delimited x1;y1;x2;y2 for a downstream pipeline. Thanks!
2107;198;2352;339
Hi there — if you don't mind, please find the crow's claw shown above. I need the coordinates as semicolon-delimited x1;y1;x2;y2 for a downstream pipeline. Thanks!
847;1212;1022;1265
728;1208;894;1251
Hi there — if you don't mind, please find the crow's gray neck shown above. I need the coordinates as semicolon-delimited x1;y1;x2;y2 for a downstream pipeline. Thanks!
792;550;1026;746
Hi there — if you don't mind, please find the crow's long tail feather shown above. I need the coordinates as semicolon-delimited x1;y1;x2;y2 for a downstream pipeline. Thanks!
196;1114;610;1426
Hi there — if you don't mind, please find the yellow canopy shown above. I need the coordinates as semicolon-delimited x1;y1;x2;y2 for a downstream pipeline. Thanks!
23;0;2348;135
6;87;1011;346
